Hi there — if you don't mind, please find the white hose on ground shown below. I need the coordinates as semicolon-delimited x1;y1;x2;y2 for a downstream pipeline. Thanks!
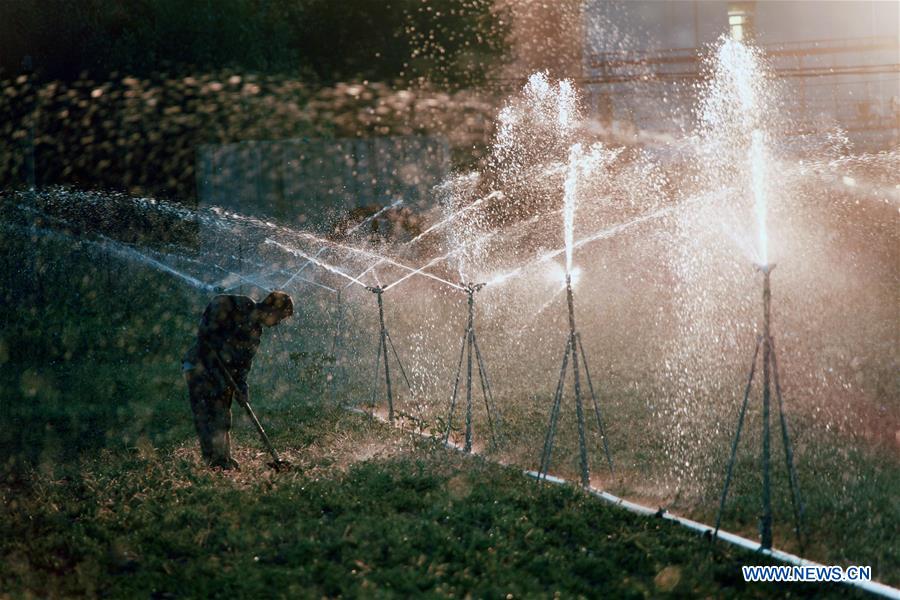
345;405;900;599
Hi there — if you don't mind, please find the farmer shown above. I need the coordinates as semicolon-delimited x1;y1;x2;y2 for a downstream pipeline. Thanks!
182;291;293;469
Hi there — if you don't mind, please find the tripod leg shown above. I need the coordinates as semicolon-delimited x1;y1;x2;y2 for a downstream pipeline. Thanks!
445;330;468;445
761;337;773;549
386;329;427;423
577;334;613;475
476;342;502;432
328;290;343;403
472;332;500;449
714;336;762;539
369;335;383;417
465;328;474;452
547;341;571;478
539;339;571;481
381;328;394;423
569;332;590;489
539;375;565;482
770;339;805;553
385;331;412;390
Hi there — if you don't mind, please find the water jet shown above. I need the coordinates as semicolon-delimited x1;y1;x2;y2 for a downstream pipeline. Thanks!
537;144;614;489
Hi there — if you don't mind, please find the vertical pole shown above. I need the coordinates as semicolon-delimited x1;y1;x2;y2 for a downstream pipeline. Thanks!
464;289;475;453
329;288;343;402
376;290;394;422
760;267;773;549
566;275;590;489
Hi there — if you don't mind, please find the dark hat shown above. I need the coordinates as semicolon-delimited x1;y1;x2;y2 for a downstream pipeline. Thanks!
259;290;294;317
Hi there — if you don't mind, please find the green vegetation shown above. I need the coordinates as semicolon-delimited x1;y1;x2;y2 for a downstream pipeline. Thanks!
0;411;870;598
1;0;508;196
0;0;509;87
0;219;895;596
485;387;900;585
0;74;495;198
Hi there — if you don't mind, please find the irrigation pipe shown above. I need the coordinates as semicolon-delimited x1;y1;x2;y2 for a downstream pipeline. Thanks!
344;406;900;599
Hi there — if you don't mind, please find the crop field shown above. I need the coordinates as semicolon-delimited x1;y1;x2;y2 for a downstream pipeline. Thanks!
1;239;896;596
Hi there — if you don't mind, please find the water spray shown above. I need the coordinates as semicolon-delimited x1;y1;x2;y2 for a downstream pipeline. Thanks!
264;239;369;289
287;232;464;292
348;191;507;289
485;198;700;288
443;282;503;453
714;264;805;551
405;191;502;246
223;268;335;295
278;199;403;290
382;210;553;293
365;285;412;423
538;145;613;489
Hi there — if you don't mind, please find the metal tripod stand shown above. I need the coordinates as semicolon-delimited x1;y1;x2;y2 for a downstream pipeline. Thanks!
327;287;345;403
714;264;805;551
443;283;503;452
538;274;614;488
366;286;411;423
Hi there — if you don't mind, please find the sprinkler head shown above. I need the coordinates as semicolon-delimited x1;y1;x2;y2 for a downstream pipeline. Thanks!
756;263;776;275
463;282;486;294
366;285;384;294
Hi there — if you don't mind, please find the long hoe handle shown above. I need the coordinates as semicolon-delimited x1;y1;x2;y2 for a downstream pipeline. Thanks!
211;352;284;467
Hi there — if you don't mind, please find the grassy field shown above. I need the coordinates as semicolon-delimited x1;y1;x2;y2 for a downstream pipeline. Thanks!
0;402;874;599
1;226;897;597
475;386;900;584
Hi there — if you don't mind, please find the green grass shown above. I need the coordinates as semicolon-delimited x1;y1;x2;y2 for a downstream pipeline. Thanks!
433;384;900;586
0;414;871;599
0;231;896;597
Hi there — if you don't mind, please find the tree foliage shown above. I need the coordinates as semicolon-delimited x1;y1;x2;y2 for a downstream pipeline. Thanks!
0;0;509;88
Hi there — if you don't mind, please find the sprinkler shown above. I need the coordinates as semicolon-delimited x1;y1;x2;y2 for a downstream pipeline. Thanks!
443;282;503;452
714;264;805;551
537;272;614;489
537;143;613;489
366;285;412;423
327;287;345;403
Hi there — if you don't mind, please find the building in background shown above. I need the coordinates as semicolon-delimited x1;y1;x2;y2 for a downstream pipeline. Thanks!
582;0;899;151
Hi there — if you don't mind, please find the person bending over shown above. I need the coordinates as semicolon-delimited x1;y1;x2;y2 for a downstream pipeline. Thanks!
182;291;293;469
